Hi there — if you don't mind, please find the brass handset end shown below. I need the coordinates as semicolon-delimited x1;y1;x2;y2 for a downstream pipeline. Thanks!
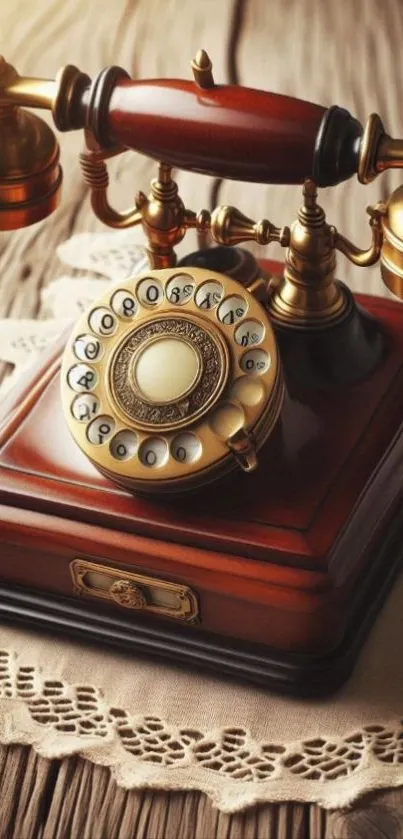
378;185;403;301
0;58;62;230
358;113;403;185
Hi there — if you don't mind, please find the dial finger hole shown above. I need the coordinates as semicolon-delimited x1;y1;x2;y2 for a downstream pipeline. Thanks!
218;295;248;326
231;376;265;407
67;364;98;393
111;289;138;319
240;349;271;375
234;319;265;348
110;430;138;461
71;393;100;422
73;334;103;362
210;402;245;438
139;437;169;468
87;415;115;446
195;280;224;310
166;274;195;305
89;307;117;336
137;277;164;307
171;432;202;464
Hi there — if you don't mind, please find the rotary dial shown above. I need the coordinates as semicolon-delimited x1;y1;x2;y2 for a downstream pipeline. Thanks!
61;266;283;494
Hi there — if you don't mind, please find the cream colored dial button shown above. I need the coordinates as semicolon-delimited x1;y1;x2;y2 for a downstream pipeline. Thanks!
110;430;138;460
171;432;202;463
231;376;265;407
71;393;100;422
235;320;265;347
133;337;200;404
137;277;164;307
218;295;248;326
195;280;224;310
89;308;117;336
166;274;195;305
67;364;98;393
111;290;137;319
240;349;271;375
87;415;115;445
139;437;169;468
210;402;245;437
73;334;103;362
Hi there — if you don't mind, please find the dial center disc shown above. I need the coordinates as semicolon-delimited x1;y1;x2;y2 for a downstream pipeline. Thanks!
108;314;229;431
132;336;201;404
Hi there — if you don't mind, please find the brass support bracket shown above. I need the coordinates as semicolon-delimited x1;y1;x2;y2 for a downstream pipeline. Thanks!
332;203;385;267
80;131;142;229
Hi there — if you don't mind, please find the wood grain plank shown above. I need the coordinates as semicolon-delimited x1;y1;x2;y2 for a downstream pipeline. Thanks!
219;0;403;295
0;745;403;839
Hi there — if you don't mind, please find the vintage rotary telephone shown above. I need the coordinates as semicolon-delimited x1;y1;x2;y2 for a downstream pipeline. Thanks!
2;51;403;497
2;51;403;693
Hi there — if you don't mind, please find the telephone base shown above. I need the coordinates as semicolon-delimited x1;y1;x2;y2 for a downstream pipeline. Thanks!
0;275;403;695
0;505;400;697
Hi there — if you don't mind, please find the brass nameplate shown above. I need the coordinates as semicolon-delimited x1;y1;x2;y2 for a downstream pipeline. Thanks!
70;558;199;623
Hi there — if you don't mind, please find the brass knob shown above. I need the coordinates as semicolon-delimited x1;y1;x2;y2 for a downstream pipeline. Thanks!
191;49;215;89
109;579;147;609
207;205;287;247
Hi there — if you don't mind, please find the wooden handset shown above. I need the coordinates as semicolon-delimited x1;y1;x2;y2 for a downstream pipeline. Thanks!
99;77;327;184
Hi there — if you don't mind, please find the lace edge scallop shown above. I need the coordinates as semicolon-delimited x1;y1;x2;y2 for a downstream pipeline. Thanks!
1;648;403;812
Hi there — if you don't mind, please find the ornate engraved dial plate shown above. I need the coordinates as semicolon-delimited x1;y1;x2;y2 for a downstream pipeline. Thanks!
109;315;228;430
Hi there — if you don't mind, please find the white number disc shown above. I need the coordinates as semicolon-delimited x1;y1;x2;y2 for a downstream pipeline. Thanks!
240;349;271;375
110;430;138;461
234;320;265;347
171;433;202;464
166;274;195;305
89;307;117;336
137;277;164;307
195;280;224;310
138;437;169;468
87;415;115;445
73;334;103;362
110;290;137;319
218;295;248;326
67;364;98;393
71;393;100;422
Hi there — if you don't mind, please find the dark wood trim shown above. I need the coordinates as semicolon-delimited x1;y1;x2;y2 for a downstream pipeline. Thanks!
0;502;401;697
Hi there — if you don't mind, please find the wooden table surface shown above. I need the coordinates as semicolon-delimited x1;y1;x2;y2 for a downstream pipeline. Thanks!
1;1;403;836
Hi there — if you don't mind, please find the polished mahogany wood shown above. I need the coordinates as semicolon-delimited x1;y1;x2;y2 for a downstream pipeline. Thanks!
104;80;325;183
0;265;402;677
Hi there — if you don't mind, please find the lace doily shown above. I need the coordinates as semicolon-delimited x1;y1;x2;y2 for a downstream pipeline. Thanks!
0;229;148;394
1;645;403;789
0;229;402;812
1;570;403;815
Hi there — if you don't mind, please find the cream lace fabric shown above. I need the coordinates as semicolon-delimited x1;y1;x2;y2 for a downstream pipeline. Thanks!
0;230;402;812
